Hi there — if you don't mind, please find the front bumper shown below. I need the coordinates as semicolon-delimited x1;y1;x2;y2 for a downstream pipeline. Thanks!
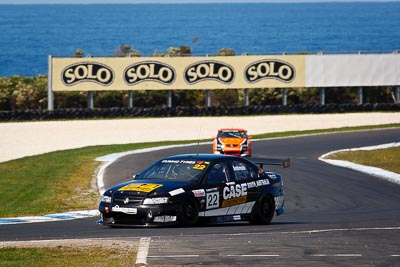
214;149;251;157
98;202;180;226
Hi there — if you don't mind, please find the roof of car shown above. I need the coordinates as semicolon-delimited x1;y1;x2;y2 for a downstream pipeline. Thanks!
163;153;240;161
218;128;247;132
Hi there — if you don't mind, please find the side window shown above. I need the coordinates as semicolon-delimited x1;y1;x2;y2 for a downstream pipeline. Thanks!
248;164;259;180
232;160;259;181
232;160;249;181
206;161;230;185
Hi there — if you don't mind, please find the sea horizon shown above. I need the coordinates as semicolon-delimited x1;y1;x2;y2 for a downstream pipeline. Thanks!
1;2;399;76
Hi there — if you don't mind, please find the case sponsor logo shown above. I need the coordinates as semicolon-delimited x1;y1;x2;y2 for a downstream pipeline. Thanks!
124;61;176;85
245;59;295;83
62;62;114;86
184;60;235;84
223;183;247;201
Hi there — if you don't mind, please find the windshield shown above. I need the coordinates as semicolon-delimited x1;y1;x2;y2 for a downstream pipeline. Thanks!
218;131;247;138
138;159;210;182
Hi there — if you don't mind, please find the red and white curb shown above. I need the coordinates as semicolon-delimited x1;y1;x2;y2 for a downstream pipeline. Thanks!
0;210;99;225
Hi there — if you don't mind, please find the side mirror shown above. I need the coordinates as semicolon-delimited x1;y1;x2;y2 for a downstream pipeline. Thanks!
248;135;253;139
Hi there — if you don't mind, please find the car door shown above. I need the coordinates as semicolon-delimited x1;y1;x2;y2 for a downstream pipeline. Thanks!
225;158;262;209
201;159;232;216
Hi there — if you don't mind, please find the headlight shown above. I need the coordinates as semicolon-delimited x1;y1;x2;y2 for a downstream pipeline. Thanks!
143;197;169;205
100;195;112;203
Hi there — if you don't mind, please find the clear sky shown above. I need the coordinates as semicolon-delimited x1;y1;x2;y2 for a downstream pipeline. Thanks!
0;0;398;4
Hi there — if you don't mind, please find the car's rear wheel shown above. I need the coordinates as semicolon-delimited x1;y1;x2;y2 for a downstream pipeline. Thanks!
178;199;199;226
249;194;274;225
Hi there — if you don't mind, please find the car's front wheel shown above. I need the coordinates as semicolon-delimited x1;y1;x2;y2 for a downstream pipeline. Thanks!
178;199;199;226
249;194;274;225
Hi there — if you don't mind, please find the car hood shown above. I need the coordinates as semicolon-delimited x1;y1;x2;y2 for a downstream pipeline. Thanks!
218;137;246;145
109;179;195;197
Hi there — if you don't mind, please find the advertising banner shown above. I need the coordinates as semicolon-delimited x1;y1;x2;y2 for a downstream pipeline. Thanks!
50;55;306;92
306;54;400;87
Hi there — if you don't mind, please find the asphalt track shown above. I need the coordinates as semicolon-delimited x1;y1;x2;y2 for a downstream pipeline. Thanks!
1;128;400;266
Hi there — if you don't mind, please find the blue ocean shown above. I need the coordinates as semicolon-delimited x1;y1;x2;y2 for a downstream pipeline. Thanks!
1;2;399;77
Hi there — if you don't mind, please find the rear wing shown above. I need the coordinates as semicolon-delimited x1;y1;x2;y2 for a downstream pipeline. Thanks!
249;158;291;169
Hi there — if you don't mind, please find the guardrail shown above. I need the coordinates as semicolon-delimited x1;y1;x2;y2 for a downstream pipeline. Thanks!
1;103;399;121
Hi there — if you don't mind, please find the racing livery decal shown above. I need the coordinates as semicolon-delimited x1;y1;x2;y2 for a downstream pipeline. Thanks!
118;183;163;193
192;189;206;197
206;191;219;210
112;206;137;214
169;188;185;196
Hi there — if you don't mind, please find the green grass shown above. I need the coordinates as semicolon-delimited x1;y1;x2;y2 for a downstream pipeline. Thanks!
0;140;196;217
0;247;135;267
0;123;399;217
326;146;400;174
252;123;400;139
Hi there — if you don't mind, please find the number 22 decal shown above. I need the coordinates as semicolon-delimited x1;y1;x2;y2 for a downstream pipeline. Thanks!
193;164;206;170
206;191;219;209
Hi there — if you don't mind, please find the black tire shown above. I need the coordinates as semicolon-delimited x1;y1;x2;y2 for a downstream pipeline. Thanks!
249;194;275;225
178;199;199;226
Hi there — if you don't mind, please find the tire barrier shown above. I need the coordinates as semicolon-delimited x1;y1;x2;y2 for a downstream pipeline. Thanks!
0;103;399;121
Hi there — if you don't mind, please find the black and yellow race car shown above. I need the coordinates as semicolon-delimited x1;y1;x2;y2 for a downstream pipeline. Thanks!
98;154;289;227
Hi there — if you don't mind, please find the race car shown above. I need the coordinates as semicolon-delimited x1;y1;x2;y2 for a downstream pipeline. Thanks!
98;154;289;227
212;128;252;157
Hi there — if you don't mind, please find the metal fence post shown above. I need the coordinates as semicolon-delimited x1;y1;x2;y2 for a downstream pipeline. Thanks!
128;91;133;108
320;87;326;105
244;88;249;106
87;91;94;109
358;87;363;105
282;88;287;106
47;55;54;111
206;90;211;107
167;90;172;108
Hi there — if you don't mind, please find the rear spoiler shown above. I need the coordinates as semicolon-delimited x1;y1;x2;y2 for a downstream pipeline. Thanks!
249;158;291;169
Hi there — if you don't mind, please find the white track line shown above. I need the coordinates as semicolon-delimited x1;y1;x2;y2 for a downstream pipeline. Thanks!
311;254;362;257
226;254;280;257
135;237;151;266
148;255;199;258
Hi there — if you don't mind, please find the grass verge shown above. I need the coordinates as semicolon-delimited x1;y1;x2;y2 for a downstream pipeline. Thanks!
326;146;400;174
0;246;135;267
0;140;195;217
0;123;399;217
